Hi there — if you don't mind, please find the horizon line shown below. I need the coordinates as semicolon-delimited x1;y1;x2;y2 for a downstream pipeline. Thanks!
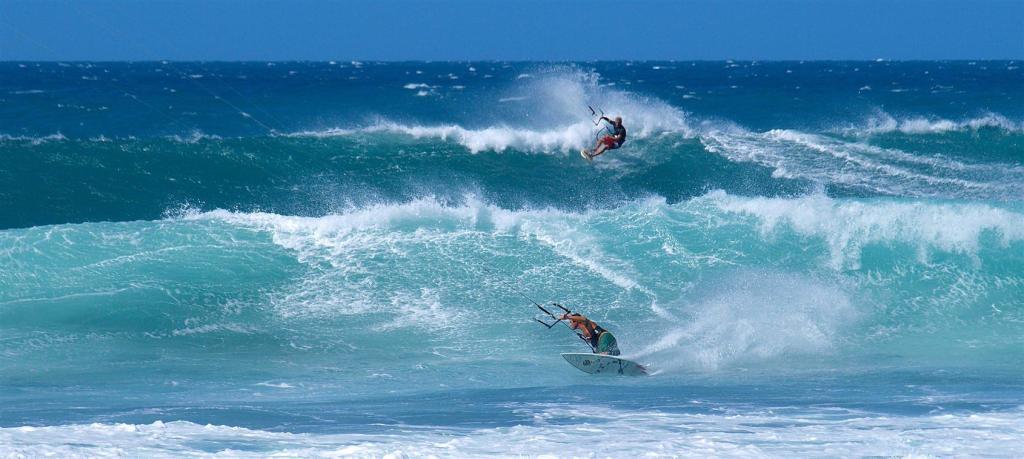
2;59;1021;64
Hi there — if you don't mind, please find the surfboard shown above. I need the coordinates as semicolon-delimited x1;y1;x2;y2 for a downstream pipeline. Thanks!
580;149;592;161
561;353;647;376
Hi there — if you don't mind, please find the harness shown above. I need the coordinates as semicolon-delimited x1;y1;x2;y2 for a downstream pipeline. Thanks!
578;319;607;351
612;125;627;146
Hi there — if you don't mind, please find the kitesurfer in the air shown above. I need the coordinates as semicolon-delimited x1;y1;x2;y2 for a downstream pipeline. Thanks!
560;312;620;355
586;116;626;159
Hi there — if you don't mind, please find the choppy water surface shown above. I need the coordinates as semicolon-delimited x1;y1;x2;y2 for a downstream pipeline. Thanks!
1;61;1022;457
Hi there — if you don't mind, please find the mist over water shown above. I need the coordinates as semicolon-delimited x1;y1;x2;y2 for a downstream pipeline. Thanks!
2;61;1023;456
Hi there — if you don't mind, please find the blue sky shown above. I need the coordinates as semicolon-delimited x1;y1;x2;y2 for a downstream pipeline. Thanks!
2;0;1021;60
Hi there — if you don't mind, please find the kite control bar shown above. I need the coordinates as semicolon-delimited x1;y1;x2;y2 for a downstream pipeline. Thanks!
535;303;597;351
588;105;614;141
535;303;572;328
588;105;605;126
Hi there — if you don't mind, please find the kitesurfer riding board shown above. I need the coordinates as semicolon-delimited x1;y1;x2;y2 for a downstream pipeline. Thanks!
582;115;626;160
534;303;649;376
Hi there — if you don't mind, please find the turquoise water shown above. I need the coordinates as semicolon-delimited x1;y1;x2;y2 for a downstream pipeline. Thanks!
1;62;1023;456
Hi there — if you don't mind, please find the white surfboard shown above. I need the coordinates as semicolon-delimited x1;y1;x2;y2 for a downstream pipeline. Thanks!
561;353;647;376
580;149;592;161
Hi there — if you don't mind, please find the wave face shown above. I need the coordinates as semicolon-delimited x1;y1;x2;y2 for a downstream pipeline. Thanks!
3;62;1023;229
2;61;1023;456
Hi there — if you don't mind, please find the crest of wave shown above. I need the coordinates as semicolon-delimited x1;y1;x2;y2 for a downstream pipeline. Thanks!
842;110;1024;136
700;126;1024;200
289;67;696;153
706;190;1024;270
183;197;578;323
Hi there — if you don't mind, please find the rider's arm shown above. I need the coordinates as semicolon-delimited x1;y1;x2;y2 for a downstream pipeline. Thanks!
560;314;588;326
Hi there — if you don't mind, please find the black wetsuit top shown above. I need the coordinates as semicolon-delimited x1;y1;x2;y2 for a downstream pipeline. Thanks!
610;123;627;146
581;320;606;350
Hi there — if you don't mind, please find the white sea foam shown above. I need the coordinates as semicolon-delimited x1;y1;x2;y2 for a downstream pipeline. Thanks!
283;126;356;138
185;197;658;324
704;190;1024;270
3;407;1022;458
186;198;556;322
0;132;67;145
254;382;294;388
636;271;857;370
286;120;602;153
842;111;1024;136
377;121;602;153
285;114;690;155
701;126;1024;199
523;217;648;294
6;190;1020;378
287;68;696;153
165;130;223;144
170;322;256;336
180;190;1024;343
375;287;469;332
188;196;508;235
186;190;1024;285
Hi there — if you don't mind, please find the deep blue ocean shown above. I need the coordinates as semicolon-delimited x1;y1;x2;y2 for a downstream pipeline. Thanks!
1;61;1022;457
